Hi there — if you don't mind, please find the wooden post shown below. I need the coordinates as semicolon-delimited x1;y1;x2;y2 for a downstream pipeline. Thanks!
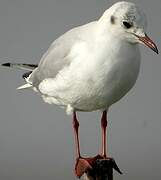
82;158;122;180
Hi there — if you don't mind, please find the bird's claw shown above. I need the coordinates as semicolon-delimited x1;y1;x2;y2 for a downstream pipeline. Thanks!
75;155;122;178
75;155;99;178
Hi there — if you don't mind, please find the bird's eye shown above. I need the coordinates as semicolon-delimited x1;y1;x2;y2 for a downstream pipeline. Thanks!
123;21;132;29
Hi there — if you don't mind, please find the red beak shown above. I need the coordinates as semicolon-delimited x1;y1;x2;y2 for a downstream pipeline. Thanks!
135;33;159;54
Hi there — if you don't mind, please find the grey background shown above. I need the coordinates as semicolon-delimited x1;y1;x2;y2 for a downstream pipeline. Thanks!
0;0;161;179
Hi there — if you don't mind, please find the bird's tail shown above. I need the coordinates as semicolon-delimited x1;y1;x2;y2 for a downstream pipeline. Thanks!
1;62;38;90
1;62;38;71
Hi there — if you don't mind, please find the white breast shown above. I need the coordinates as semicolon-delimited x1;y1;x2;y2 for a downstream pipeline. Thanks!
39;39;141;112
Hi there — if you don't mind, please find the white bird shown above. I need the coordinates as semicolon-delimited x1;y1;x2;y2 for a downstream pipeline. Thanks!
1;1;158;178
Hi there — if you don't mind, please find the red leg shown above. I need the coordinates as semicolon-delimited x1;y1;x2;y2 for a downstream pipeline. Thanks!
73;112;94;178
72;111;81;158
73;110;122;178
101;110;108;157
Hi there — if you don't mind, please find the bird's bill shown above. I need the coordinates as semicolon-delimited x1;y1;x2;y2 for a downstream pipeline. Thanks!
136;33;159;54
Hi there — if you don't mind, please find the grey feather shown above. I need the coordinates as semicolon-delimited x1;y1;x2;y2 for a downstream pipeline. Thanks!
29;21;97;87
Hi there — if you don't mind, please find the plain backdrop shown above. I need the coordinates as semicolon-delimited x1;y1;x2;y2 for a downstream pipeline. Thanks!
0;0;161;180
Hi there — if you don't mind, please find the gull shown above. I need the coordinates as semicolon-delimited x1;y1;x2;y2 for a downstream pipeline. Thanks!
1;1;158;178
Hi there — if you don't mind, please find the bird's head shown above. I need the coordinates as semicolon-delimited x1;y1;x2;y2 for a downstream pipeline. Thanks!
99;1;158;54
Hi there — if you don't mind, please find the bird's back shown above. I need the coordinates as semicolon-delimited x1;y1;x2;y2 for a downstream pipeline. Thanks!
29;21;97;87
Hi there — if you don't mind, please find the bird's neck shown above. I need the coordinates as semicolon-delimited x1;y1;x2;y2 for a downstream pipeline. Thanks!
96;11;116;36
93;27;140;65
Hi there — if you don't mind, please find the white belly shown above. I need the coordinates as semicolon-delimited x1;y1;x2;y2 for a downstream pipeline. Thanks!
39;42;141;112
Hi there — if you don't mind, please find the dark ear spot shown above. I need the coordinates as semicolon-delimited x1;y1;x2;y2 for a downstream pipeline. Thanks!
110;16;115;24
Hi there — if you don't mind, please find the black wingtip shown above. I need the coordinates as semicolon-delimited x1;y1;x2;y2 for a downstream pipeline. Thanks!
22;71;32;79
1;63;11;67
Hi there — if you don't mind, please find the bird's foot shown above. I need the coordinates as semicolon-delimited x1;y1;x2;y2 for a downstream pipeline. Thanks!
75;154;122;178
75;155;101;178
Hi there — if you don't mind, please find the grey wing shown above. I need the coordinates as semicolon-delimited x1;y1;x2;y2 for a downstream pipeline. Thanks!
29;21;96;88
29;35;75;87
